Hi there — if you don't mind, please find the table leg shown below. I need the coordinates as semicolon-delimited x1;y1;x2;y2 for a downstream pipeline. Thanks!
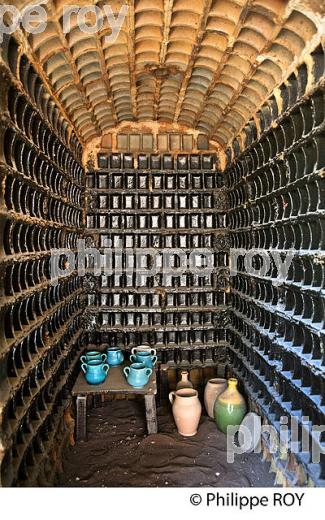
156;367;161;407
145;394;158;435
160;366;169;404
76;396;88;442
93;395;102;408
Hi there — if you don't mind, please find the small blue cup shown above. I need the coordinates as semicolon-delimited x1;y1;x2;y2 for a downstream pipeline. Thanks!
107;347;124;366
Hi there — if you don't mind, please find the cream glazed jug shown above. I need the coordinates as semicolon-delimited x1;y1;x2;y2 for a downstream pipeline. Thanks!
169;388;202;436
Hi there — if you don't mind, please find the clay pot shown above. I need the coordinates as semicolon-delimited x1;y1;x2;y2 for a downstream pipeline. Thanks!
107;347;124;366
176;371;193;390
169;388;202;437
214;378;247;434
204;378;227;418
132;346;156;356
80;351;107;364
124;363;152;388
81;360;109;385
130;351;157;369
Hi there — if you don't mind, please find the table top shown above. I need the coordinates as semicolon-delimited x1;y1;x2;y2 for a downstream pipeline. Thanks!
72;364;157;396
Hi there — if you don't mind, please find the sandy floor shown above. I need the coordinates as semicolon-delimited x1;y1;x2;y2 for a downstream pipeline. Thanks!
59;399;276;487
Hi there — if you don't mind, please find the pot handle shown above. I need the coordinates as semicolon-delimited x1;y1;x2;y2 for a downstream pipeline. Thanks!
151;349;157;357
123;367;130;379
103;364;109;374
101;354;107;362
80;356;86;364
169;391;175;405
131;348;136;355
146;368;152;378
81;364;87;374
130;354;136;363
151;355;157;367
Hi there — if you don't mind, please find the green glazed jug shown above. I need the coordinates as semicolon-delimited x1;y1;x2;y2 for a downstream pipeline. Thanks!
214;378;247;434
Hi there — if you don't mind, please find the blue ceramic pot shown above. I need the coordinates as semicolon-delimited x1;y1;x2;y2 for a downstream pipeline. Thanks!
130;351;157;369
80;351;107;364
107;347;124;366
81;360;109;385
124;363;152;388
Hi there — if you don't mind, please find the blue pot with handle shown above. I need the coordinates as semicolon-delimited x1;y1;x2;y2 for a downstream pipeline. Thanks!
130;351;157;369
80;351;107;364
81;360;109;385
107;347;124;366
123;363;152;388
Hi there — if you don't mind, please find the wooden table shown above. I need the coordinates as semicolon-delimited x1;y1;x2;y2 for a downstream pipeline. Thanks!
72;365;158;441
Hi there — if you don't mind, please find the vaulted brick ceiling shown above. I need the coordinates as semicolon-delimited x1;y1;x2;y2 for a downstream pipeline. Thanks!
8;0;325;145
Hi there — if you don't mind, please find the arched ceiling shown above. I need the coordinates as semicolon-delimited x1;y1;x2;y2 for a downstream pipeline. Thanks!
6;0;325;146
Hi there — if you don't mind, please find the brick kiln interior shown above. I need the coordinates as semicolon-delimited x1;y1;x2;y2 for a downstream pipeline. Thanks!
0;0;324;488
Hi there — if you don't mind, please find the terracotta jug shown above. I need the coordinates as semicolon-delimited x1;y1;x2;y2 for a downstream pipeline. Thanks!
214;378;247;434
169;388;202;437
204;378;227;418
176;371;193;390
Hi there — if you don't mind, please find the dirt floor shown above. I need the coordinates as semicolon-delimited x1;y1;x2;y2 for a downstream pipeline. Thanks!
59;399;276;487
